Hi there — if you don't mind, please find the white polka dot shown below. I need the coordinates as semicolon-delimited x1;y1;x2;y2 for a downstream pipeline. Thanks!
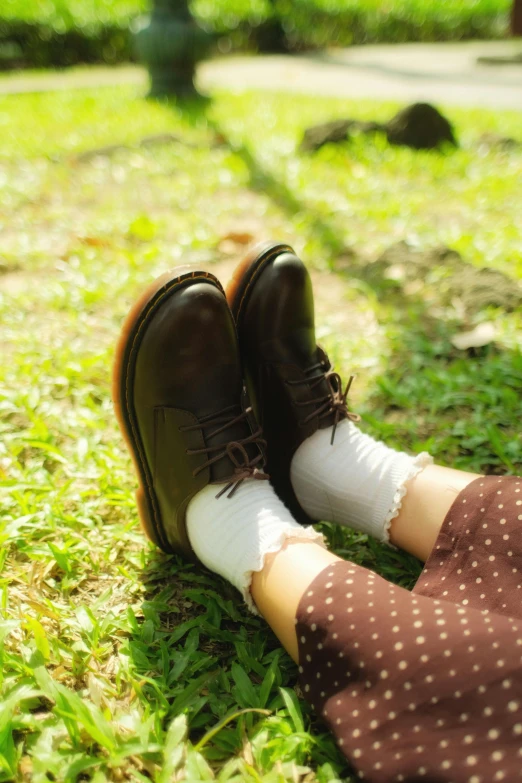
466;755;477;766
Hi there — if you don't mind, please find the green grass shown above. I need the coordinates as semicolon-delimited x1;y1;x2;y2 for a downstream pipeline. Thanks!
1;85;521;781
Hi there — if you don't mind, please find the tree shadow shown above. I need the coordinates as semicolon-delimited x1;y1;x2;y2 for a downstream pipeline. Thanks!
126;546;350;773
128;92;520;772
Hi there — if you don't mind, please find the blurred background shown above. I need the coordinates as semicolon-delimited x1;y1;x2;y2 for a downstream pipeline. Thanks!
1;3;521;783
0;0;516;70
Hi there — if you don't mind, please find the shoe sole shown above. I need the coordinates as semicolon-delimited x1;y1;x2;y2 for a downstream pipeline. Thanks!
112;267;225;553
226;240;294;326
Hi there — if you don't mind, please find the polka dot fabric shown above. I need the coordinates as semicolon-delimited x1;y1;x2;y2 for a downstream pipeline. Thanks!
296;476;522;781
415;476;522;617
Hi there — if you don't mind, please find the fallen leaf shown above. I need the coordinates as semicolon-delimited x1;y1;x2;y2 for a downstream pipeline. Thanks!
451;322;497;350
220;231;255;245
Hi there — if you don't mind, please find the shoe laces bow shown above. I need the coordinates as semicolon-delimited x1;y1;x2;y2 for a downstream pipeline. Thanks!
181;405;269;499
287;347;360;445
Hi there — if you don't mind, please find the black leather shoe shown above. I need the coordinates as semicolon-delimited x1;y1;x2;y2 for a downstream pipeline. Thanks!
227;242;359;524
113;267;268;558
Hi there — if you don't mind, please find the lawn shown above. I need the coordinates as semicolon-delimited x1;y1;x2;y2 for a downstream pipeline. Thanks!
1;84;521;782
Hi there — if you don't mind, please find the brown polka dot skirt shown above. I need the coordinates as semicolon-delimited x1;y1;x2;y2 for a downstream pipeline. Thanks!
296;476;522;781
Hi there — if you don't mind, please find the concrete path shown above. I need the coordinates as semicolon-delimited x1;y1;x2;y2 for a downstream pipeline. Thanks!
0;65;147;95
1;40;520;109
198;41;522;110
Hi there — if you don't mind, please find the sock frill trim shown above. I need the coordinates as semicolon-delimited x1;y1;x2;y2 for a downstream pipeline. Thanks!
242;526;326;613
381;451;434;544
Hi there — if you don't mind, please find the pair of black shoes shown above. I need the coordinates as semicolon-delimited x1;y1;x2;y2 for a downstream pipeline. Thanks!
113;242;358;562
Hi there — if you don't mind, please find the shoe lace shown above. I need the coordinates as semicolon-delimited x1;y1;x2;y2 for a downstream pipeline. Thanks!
285;355;360;445
180;404;269;499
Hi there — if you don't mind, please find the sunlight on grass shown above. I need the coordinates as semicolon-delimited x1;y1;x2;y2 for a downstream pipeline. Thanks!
1;85;520;781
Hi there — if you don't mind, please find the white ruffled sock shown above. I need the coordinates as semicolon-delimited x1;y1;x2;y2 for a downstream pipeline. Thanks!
186;480;324;611
290;419;432;543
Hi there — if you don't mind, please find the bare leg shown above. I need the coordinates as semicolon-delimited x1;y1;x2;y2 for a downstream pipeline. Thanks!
252;466;481;662
251;541;339;661
389;464;479;561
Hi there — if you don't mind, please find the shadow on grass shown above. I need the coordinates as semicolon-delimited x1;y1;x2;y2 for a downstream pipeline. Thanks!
126;546;351;775
127;93;520;772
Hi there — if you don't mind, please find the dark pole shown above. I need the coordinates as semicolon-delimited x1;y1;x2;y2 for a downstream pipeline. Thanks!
512;0;522;35
134;0;211;96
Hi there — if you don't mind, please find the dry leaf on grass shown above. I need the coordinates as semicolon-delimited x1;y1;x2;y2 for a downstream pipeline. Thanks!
451;322;497;350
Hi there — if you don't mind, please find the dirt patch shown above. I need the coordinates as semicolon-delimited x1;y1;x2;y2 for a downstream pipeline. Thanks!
373;240;522;315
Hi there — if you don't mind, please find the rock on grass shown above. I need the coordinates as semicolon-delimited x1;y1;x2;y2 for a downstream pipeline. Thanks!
300;103;457;152
386;103;457;150
299;119;385;152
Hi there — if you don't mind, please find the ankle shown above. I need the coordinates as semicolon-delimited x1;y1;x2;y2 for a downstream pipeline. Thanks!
186;480;324;612
291;419;432;542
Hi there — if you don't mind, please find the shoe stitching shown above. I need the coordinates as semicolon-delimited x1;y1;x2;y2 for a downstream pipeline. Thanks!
123;270;224;548
235;244;293;324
